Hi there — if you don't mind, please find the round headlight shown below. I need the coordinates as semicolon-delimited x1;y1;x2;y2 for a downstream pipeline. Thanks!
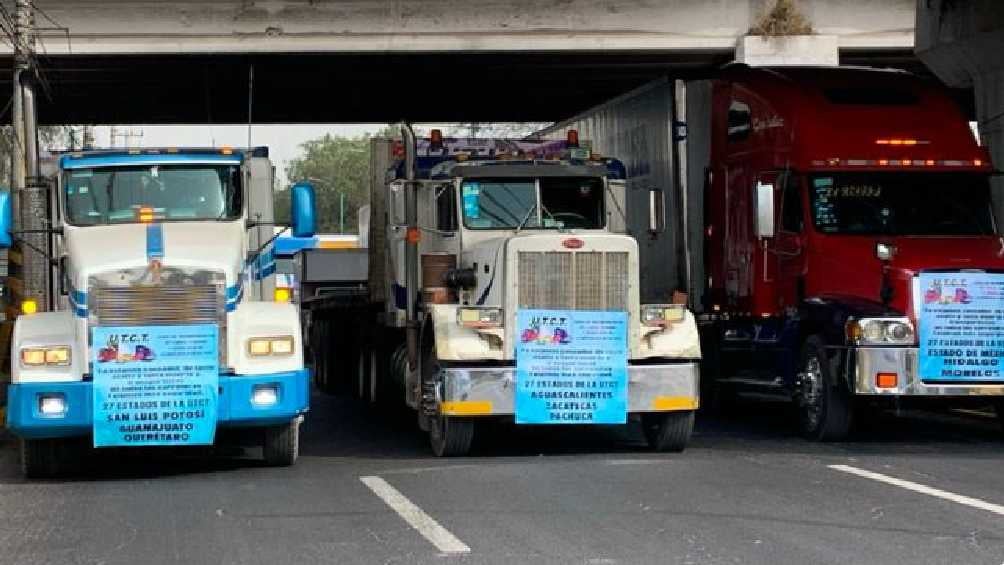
862;320;884;342
886;321;913;342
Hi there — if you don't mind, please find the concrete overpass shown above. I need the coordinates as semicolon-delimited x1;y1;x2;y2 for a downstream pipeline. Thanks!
0;0;916;124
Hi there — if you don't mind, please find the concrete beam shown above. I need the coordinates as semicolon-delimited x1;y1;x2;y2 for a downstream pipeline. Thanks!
736;34;839;66
18;0;913;55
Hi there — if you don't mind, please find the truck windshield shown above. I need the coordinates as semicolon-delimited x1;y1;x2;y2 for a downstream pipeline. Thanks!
63;164;241;226
461;177;605;230
808;173;996;236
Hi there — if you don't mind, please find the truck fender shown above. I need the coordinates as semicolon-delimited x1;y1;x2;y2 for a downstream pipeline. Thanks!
798;296;896;390
12;311;84;383
228;301;305;375
427;304;505;362
636;310;702;360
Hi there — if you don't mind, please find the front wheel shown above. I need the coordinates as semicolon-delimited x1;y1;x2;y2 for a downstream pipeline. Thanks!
262;419;300;466
641;411;694;452
21;438;82;479
796;337;852;441
429;414;475;457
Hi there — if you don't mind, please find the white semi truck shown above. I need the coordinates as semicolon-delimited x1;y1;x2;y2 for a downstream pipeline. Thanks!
0;147;316;477
305;128;702;456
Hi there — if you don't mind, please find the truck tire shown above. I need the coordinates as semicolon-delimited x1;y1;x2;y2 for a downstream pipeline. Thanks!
642;411;694;452
21;438;80;479
796;336;852;441
422;343;474;456
312;318;332;393
262;419;300;466
430;415;475;457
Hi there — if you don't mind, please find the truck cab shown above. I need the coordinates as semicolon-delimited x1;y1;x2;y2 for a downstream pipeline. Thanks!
1;148;315;476
372;133;702;455
702;66;1003;439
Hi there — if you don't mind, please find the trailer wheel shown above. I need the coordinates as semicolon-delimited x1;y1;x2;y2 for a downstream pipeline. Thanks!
262;418;300;466
796;336;852;441
21;438;82;479
641;411;694;452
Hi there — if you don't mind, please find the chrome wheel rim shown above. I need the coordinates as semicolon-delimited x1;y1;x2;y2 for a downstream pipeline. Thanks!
800;355;823;431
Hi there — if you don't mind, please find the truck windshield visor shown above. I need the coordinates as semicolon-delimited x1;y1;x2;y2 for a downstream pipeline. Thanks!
64;164;242;225
809;172;996;236
461;176;605;230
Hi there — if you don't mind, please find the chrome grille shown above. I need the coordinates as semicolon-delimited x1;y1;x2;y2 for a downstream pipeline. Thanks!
518;251;629;311
91;285;224;326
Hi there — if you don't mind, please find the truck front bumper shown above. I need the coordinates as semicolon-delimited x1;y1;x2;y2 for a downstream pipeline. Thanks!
5;369;310;440
854;347;1004;397
438;361;699;417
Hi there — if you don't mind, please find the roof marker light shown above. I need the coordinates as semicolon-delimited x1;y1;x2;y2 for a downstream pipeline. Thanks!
974;159;983;167
878;159;889;166
925;160;935;166
220;146;233;155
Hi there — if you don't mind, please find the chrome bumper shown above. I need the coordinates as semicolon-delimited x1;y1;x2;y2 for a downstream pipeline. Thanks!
854;347;1004;397
439;362;700;416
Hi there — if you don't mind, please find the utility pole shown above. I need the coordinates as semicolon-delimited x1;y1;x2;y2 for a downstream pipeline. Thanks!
11;0;50;314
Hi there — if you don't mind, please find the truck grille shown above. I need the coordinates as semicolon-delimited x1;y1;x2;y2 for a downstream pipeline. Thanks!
517;251;629;311
91;285;224;327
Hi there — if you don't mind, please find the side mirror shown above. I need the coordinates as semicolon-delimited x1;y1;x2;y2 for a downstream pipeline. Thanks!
755;180;775;239
0;191;12;248
290;182;316;238
648;189;666;233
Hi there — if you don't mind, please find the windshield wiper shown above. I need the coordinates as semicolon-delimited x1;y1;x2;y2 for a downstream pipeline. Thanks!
515;203;537;233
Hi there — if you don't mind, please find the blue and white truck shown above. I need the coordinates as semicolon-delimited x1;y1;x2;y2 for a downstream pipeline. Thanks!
0;147;316;477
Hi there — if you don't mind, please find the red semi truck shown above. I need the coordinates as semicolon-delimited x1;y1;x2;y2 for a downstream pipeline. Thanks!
542;65;1004;440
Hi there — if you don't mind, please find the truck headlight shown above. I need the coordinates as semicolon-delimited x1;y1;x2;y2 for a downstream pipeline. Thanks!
20;346;71;367
457;307;503;328
846;318;915;346
247;336;295;357
641;304;686;327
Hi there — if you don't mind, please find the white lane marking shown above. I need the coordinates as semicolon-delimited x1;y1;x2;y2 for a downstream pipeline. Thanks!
360;475;471;554
829;464;1004;517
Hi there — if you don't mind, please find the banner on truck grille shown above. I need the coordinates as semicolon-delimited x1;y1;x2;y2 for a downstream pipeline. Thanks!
918;273;1004;382
92;324;219;447
515;309;628;424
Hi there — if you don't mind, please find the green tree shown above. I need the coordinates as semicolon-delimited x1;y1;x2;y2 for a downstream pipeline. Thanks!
279;133;374;234
0;125;77;187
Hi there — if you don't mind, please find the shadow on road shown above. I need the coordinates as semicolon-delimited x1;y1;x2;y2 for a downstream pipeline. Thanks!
2;389;1001;480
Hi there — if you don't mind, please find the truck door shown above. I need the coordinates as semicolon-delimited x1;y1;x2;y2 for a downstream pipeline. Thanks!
774;172;806;311
748;171;780;317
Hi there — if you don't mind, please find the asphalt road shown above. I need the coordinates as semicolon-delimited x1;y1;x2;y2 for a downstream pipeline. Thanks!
2;393;1004;565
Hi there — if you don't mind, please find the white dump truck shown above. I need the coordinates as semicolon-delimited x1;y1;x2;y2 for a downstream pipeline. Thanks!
306;128;701;456
1;147;316;477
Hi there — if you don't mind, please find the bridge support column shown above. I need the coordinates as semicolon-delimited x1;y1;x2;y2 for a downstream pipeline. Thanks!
916;0;1004;219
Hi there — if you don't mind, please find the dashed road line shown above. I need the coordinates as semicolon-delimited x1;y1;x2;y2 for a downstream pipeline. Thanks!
829;464;1004;517
360;475;471;554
